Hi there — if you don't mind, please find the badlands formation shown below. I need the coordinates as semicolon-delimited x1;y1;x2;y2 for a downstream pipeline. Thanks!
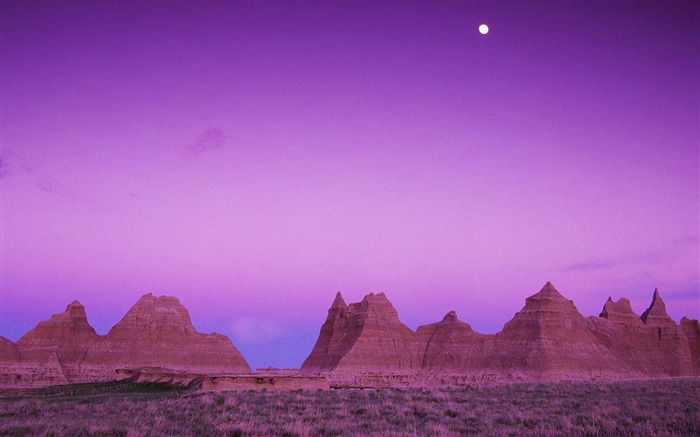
301;283;700;386
0;294;250;387
1;282;699;389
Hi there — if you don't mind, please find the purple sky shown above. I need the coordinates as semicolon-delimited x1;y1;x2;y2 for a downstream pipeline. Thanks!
1;1;698;369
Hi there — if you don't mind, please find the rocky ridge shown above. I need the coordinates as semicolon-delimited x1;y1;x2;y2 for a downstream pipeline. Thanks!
1;294;250;387
2;283;699;388
301;282;700;384
301;292;421;374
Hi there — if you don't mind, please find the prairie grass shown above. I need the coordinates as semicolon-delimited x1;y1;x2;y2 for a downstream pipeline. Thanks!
1;378;699;436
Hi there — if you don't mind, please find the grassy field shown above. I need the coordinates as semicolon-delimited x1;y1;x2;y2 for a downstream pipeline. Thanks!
1;378;699;436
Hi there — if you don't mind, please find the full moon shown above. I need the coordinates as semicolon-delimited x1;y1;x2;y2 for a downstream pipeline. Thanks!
479;24;489;35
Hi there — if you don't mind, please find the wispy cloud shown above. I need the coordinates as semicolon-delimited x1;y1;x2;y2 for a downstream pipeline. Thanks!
33;178;62;193
564;251;662;273
0;154;7;179
663;289;700;301
184;127;226;157
564;237;698;274
670;235;700;247
0;150;108;210
230;317;285;345
0;150;33;179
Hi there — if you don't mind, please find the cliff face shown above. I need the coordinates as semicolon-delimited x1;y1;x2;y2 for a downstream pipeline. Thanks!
300;292;355;371
681;317;700;370
416;311;487;372
84;294;250;379
303;283;700;382
641;289;677;327
0;337;24;386
301;292;422;374
488;282;639;379
589;290;696;377
1;294;250;387
12;301;99;385
599;297;643;325
16;301;99;350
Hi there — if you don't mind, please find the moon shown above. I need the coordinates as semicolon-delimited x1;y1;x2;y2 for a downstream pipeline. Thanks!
479;24;489;35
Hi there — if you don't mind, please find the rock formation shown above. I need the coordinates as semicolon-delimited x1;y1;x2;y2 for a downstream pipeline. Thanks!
301;292;421;374
303;282;700;384
681;317;700;369
1;302;99;386
0;336;19;361
299;293;352;371
589;289;700;377
1;294;250;387
16;301;99;350
416;311;487;372
641;289;678;328
599;297;643;325
3;283;699;388
14;301;100;383
84;293;250;378
488;282;637;379
0;337;22;386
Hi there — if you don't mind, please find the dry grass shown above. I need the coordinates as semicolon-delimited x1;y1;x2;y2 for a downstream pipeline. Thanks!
1;378;699;436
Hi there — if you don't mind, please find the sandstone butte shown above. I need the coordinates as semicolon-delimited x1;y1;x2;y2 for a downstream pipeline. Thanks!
1;282;699;388
0;294;250;387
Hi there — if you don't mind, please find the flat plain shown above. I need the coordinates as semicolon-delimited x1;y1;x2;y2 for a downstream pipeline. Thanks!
1;378;699;436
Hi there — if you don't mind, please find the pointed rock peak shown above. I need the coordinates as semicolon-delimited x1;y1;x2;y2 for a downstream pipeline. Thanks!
362;292;389;303
135;292;178;305
138;292;158;301
348;291;401;323
323;292;348;322
30;300;91;324
133;293;183;307
110;293;196;335
124;293;190;320
601;297;632;311
646;288;663;307
641;288;667;318
17;299;98;345
63;300;89;319
524;282;570;305
537;281;564;298
65;300;86;311
137;292;154;300
641;288;676;327
442;310;458;322
680;317;699;329
599;297;639;322
331;292;347;309
509;281;584;324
